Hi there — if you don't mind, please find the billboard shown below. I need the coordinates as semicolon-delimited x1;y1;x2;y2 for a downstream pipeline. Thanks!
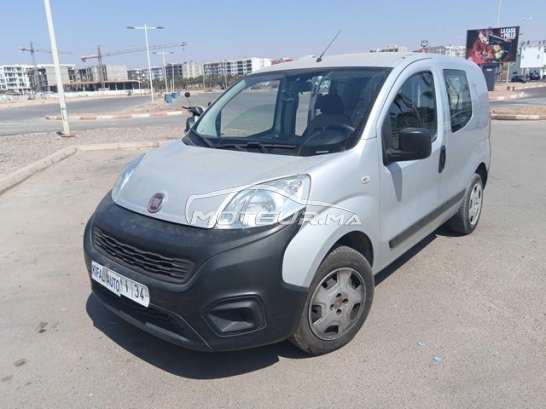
520;46;545;69
466;26;520;64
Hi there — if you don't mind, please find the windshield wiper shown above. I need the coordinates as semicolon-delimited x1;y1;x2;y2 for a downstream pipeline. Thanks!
214;141;297;153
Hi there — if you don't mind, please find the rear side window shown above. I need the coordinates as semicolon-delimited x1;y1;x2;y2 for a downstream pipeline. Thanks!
444;69;472;132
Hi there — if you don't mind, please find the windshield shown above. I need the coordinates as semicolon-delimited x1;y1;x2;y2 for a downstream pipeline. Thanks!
189;67;390;156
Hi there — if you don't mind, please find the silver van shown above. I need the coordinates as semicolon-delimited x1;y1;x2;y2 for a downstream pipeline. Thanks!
83;53;491;355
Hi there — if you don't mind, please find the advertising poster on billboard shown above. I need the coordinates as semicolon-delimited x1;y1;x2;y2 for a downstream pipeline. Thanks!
466;26;520;64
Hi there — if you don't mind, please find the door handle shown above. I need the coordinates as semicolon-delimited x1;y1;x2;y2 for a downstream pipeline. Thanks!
439;145;446;173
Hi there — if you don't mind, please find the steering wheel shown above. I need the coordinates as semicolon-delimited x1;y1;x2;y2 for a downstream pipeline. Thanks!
307;123;355;137
303;123;355;141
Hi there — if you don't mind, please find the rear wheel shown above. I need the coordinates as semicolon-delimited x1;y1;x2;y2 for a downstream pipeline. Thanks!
448;173;484;235
290;246;374;355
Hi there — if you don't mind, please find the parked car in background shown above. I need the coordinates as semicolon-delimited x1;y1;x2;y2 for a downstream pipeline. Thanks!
510;75;526;83
529;71;541;81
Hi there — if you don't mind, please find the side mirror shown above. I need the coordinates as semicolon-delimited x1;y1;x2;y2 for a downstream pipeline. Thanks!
184;92;191;98
386;128;432;163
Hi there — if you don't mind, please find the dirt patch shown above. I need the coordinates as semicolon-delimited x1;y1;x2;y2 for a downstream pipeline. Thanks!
491;106;546;116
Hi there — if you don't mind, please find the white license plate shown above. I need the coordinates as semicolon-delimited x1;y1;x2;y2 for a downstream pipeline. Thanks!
91;261;150;307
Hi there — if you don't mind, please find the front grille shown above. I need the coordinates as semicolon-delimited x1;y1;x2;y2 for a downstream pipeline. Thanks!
93;227;193;283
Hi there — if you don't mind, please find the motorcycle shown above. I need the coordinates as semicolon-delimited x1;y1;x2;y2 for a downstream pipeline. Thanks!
182;92;204;133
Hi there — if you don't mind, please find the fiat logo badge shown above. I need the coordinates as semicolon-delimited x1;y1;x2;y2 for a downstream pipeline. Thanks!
148;193;166;213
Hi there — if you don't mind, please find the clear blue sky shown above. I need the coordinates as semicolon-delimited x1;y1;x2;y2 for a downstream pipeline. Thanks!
2;0;545;69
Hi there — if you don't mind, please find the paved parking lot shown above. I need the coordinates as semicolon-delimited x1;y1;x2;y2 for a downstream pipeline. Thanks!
0;122;545;408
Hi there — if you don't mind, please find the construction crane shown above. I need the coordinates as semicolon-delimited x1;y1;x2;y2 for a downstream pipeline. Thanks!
80;42;187;90
19;41;72;92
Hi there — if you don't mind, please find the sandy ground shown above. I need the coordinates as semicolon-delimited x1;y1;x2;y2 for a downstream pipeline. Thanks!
0;127;181;178
490;106;546;115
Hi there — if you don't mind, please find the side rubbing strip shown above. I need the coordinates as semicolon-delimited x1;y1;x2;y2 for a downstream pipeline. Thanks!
389;190;465;249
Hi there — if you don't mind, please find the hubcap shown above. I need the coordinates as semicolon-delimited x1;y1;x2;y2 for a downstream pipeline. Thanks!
468;182;483;226
308;268;366;341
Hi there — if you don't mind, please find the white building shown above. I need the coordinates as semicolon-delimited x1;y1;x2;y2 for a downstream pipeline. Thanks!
128;67;164;81
370;45;408;53
425;45;466;58
0;64;75;94
519;43;546;76
0;65;32;94
182;61;203;79
203;57;272;77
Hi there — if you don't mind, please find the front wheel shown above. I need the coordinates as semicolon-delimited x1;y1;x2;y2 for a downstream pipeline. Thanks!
290;246;374;355
447;173;484;235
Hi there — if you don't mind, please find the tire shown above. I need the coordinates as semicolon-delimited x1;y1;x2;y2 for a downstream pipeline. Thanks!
447;173;484;235
290;246;374;355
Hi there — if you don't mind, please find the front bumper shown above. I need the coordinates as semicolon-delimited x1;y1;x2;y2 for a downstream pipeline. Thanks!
83;194;308;352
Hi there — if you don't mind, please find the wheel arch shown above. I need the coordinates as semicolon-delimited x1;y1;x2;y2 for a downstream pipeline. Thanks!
330;231;374;268
475;162;488;187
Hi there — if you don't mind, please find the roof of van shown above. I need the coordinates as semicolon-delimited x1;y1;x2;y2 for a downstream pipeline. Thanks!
256;52;476;73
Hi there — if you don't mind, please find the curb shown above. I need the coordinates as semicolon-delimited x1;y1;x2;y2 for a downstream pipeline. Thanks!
491;114;546;120
0;140;171;196
45;111;188;121
489;93;525;101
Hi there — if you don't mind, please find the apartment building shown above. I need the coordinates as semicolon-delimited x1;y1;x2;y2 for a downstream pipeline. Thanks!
423;45;466;58
1;64;75;93
130;61;204;82
203;57;272;77
129;66;164;81
0;65;32;93
370;45;408;53
181;61;203;78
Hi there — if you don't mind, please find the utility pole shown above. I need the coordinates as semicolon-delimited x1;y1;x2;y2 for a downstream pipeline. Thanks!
43;0;71;136
96;45;106;90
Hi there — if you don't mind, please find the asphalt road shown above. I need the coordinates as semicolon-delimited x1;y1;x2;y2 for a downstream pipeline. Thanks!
0;94;221;137
491;85;546;107
0;96;148;137
0;115;185;137
0;121;544;408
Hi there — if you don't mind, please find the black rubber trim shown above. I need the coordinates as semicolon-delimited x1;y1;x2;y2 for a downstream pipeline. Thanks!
389;189;465;249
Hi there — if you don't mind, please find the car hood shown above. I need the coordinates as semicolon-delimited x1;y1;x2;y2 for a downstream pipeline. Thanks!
115;141;331;228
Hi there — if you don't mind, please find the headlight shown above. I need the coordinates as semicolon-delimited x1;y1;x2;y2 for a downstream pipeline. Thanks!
111;155;144;202
216;175;310;229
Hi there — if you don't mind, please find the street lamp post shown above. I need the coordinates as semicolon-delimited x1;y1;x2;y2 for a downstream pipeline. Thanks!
169;63;175;92
43;0;71;136
223;61;228;89
497;0;502;26
127;24;164;103
153;51;173;93
522;17;532;41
